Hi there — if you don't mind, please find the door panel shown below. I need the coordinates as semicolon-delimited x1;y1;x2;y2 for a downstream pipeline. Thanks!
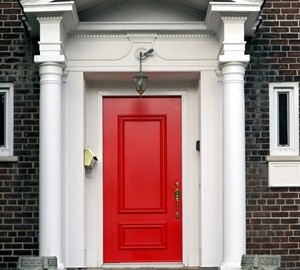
119;115;166;213
103;97;182;263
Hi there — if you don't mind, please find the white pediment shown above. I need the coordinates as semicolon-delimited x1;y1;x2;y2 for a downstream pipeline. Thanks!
20;0;264;10
71;0;264;12
20;0;263;37
78;0;206;22
20;0;264;24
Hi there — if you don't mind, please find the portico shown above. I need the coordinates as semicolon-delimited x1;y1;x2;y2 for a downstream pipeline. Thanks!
20;0;263;269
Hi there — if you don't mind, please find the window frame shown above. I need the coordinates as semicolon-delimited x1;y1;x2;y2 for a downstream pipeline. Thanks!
269;82;299;156
0;83;14;157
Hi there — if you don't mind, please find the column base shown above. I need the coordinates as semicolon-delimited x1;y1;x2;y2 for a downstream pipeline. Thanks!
18;256;61;270
58;263;65;270
220;263;241;270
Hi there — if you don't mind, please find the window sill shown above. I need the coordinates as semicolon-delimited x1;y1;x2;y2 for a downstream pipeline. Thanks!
266;155;300;162
267;156;300;187
0;156;19;162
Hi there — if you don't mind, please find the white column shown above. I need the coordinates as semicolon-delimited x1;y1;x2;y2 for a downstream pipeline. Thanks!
39;62;64;269
221;62;246;270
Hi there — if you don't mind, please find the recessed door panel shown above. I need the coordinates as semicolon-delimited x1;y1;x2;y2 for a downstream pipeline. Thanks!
119;115;167;213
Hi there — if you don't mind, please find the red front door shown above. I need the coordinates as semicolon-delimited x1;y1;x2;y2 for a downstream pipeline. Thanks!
103;97;182;263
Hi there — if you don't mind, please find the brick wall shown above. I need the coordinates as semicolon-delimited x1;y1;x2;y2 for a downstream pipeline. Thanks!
245;0;300;269
2;0;300;269
0;0;39;269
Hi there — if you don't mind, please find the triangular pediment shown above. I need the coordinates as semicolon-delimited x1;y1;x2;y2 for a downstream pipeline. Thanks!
21;0;264;9
20;0;264;36
77;0;206;22
20;0;264;20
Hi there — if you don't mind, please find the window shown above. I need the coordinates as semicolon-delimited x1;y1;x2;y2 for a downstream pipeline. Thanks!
269;82;299;156
0;83;14;157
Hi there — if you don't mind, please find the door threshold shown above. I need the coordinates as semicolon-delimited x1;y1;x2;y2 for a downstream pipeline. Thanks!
81;268;205;270
102;264;185;268
77;268;205;270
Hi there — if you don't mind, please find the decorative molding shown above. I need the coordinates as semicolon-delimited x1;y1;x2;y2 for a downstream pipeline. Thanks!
79;0;131;21
151;0;205;21
20;0;52;4
267;155;300;162
37;16;63;21
68;33;128;39
78;0;205;21
0;156;18;162
18;256;57;269
156;33;215;39
241;254;281;270
68;32;216;39
221;16;248;21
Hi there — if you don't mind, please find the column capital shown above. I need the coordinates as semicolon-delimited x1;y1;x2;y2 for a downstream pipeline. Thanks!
219;54;250;65
220;62;247;86
35;55;66;64
21;2;78;66
36;15;66;62
38;62;64;86
207;1;262;69
220;61;248;70
39;61;64;71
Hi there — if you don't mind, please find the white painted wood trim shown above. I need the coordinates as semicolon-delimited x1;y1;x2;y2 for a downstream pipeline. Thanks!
64;72;86;268
268;161;300;187
269;82;299;156
85;86;199;268
0;83;14;157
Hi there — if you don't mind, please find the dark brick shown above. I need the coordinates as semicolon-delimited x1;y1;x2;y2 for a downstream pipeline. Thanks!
245;1;300;268
0;1;39;269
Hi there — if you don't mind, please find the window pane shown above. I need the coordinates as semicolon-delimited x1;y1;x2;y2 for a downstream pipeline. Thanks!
0;93;5;147
278;92;289;146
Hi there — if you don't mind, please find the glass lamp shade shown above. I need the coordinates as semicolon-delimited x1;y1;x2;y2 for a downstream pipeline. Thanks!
133;72;148;95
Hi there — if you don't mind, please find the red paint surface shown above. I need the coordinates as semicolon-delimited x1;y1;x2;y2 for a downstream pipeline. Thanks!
103;97;182;263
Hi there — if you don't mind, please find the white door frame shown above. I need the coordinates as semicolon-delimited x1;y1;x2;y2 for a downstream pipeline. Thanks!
84;83;200;268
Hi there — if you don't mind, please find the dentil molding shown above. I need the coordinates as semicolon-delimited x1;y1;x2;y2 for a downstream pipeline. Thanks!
37;16;63;21
68;33;216;39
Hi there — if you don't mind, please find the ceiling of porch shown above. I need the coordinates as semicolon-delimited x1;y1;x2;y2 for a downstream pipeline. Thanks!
50;0;238;22
59;0;264;13
62;0;217;22
71;0;214;12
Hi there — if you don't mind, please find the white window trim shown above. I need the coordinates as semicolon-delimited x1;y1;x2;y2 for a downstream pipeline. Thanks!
269;82;299;156
0;83;14;157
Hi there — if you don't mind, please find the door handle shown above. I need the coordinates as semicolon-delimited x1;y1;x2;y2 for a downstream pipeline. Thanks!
174;188;180;219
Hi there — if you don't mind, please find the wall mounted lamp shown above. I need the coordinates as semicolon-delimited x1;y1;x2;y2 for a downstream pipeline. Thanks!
133;48;154;95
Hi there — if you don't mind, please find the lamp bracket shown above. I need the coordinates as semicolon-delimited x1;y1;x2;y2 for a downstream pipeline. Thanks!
138;48;154;72
139;48;154;60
